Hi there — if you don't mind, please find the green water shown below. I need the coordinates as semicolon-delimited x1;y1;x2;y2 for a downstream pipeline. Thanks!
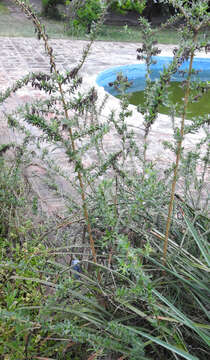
117;82;210;119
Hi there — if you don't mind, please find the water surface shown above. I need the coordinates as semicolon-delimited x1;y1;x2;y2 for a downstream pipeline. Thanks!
117;81;210;119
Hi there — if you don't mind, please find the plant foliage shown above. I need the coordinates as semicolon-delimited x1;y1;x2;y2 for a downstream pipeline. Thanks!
0;0;209;359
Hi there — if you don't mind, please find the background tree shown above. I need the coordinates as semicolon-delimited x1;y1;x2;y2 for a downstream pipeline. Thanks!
42;0;65;17
67;0;103;33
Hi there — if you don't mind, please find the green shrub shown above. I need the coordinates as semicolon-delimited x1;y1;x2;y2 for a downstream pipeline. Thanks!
70;0;103;33
111;0;146;14
1;0;209;359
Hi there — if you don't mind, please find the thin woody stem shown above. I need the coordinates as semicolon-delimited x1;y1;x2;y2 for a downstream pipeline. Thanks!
163;33;198;266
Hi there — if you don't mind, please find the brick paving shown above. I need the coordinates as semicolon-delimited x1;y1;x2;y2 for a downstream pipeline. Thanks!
0;36;209;215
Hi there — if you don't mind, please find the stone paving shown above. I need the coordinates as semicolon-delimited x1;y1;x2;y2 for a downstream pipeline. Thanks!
0;37;209;216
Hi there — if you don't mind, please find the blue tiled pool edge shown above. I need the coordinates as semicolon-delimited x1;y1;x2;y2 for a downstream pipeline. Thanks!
96;56;210;96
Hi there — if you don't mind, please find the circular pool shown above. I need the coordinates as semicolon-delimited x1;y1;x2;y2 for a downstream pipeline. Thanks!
96;56;210;96
96;56;210;118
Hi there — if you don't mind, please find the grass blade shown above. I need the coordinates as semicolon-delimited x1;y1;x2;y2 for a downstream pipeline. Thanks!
184;216;210;267
123;325;199;360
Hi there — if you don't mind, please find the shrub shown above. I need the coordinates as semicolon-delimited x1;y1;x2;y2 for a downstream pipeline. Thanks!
111;0;146;14
0;0;209;359
68;0;103;33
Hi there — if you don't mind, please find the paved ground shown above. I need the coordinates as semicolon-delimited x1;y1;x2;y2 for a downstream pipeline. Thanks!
0;36;209;216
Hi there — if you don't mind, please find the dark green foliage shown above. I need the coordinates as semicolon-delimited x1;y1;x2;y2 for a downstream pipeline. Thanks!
111;0;146;14
42;0;65;18
70;0;103;33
